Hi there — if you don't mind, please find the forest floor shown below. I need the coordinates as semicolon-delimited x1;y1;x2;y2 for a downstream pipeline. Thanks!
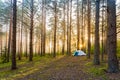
0;55;120;80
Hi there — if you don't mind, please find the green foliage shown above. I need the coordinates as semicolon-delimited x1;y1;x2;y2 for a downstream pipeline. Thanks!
85;62;107;79
89;67;105;76
0;55;64;79
0;47;8;63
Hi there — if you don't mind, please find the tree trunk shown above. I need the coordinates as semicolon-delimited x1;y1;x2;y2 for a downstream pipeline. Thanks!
101;0;105;61
11;0;17;70
69;0;72;55
81;0;85;52
18;25;21;60
19;0;24;60
41;0;46;56
107;0;119;73
87;0;91;58
67;0;70;55
43;0;46;56
77;0;80;50
62;0;66;55
7;15;12;62
94;0;100;65
29;0;33;61
53;0;57;57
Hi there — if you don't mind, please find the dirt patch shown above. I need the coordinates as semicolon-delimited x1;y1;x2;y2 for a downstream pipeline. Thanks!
15;56;96;80
1;56;120;80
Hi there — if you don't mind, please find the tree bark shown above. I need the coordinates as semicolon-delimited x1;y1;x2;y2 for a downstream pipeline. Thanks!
7;15;12;62
69;0;72;55
19;0;24;60
107;0;119;73
77;0;80;50
29;0;33;61
62;0;66;55
81;0;85;52
53;0;57;57
87;0;91;58
67;0;69;55
94;0;100;65
41;0;46;56
11;0;17;70
101;0;105;61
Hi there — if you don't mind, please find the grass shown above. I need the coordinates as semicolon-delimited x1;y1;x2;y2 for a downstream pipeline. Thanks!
85;61;108;80
0;55;65;80
0;53;119;80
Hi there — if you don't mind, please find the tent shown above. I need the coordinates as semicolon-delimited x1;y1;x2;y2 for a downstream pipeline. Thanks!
73;50;86;56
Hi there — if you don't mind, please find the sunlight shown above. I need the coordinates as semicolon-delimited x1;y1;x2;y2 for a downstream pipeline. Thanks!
50;41;52;52
80;44;83;49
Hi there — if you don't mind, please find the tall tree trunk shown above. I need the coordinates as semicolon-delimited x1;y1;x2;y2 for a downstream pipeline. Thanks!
7;16;12;62
7;0;13;62
5;25;8;62
19;0;24;60
81;0;85;51
62;0;66;55
41;1;43;56
43;0;46;56
77;0;80;50
87;0;91;58
29;0;33;61
18;26;21;60
69;0;72;55
101;0;105;61
53;0;57;57
11;0;17;70
103;0;107;57
107;0;119;73
41;0;46;56
94;0;100;65
67;0;70;55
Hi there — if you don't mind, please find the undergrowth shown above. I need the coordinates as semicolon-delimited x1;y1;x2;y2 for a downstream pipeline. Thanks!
85;62;108;80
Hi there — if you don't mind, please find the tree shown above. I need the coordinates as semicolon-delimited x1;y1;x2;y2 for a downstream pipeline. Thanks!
107;0;119;73
62;0;66;55
53;0;57;57
81;0;86;52
41;0;46;56
87;0;91;58
29;0;34;61
94;0;100;65
101;0;105;61
69;0;72;55
77;0;80;50
11;0;17;70
7;0;13;62
19;0;24;60
67;0;72;55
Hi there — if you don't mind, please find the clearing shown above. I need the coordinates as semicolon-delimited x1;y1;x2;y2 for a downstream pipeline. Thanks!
0;55;120;80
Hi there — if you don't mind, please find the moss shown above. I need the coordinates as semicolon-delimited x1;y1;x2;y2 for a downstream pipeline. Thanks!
0;55;65;79
85;62;107;79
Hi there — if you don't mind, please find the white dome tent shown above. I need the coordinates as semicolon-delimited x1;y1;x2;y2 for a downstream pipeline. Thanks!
73;50;86;56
